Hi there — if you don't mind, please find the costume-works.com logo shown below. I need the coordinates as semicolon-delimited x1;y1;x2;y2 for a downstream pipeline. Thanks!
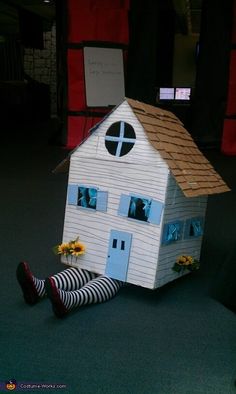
5;380;17;390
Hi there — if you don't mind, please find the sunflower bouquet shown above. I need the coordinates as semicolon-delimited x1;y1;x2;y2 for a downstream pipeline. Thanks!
53;237;86;258
172;255;200;273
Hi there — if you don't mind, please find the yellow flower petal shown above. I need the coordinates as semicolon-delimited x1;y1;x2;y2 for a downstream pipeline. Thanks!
69;241;86;256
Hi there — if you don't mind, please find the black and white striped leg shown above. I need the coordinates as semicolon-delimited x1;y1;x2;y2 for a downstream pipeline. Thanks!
45;275;123;318
51;267;97;291
33;276;46;297
16;262;96;306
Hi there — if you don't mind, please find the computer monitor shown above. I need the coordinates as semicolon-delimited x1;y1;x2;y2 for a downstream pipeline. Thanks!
159;87;175;101
175;87;191;101
158;87;192;103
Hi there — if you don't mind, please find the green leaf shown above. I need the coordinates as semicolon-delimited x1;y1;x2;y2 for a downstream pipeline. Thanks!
172;264;182;273
52;245;59;255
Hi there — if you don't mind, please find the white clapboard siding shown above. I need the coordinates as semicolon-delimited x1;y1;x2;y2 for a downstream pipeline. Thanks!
62;150;169;288
62;205;162;288
69;158;169;202
154;174;207;288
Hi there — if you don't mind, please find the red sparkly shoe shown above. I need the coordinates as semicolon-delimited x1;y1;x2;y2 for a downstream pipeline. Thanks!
45;277;68;318
16;262;40;305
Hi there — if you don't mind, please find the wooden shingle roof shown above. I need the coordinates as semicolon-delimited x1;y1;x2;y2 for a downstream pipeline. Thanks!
126;98;230;198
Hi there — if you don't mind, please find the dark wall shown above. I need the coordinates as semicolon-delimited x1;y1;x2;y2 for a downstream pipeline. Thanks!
190;0;233;145
0;39;23;81
126;0;234;145
126;0;175;105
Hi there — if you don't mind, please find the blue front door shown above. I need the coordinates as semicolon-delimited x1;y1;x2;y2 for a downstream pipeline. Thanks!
105;230;132;281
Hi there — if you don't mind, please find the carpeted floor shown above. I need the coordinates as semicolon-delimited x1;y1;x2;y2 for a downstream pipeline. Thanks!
0;121;236;394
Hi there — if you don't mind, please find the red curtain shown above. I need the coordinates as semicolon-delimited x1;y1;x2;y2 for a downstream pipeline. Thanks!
221;0;236;155
68;2;129;44
225;50;236;116
66;0;129;148
67;115;104;149
67;49;86;110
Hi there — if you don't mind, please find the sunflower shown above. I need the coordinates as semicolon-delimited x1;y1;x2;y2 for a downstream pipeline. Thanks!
172;255;199;273
69;241;86;256
57;243;71;256
176;255;193;266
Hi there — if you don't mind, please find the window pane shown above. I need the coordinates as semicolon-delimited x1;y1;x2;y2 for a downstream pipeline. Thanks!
128;196;151;222
120;142;135;156
124;123;136;138
167;223;180;241
106;122;120;137
88;188;97;208
112;239;117;248
105;140;118;156
184;217;204;239
162;221;183;244
190;220;203;237
78;187;97;209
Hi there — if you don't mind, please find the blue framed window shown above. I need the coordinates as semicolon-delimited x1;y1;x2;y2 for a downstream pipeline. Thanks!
78;186;97;209
67;184;108;212
185;217;204;238
162;221;183;244
128;196;151;222
118;194;164;225
105;121;136;157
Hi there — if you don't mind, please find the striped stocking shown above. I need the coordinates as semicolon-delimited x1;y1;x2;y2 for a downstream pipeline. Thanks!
52;267;97;291
16;262;96;305
45;275;123;318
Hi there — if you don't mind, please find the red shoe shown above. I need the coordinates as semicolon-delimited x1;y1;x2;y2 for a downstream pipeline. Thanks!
45;277;68;318
16;262;40;305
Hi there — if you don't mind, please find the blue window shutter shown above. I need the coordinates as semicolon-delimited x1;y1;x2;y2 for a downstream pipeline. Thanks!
68;184;78;205
118;194;131;216
96;191;108;212
148;200;164;225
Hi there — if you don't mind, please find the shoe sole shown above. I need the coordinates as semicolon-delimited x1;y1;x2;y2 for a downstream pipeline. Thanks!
16;262;39;305
45;278;68;318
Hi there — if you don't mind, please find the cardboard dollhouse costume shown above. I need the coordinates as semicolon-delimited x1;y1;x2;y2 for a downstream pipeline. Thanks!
55;98;230;289
17;98;230;318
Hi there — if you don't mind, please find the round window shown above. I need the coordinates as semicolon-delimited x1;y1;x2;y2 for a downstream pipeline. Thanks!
105;121;136;157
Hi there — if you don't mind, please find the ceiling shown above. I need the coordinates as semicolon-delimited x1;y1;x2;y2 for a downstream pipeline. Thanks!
0;0;202;37
0;0;55;35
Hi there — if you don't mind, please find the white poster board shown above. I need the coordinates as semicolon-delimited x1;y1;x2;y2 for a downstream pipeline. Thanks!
83;47;125;107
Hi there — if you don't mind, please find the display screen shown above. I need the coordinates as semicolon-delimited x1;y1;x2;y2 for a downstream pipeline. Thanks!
175;87;191;101
158;87;191;102
159;88;175;100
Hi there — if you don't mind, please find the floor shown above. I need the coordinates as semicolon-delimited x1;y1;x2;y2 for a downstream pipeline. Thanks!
0;120;236;394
